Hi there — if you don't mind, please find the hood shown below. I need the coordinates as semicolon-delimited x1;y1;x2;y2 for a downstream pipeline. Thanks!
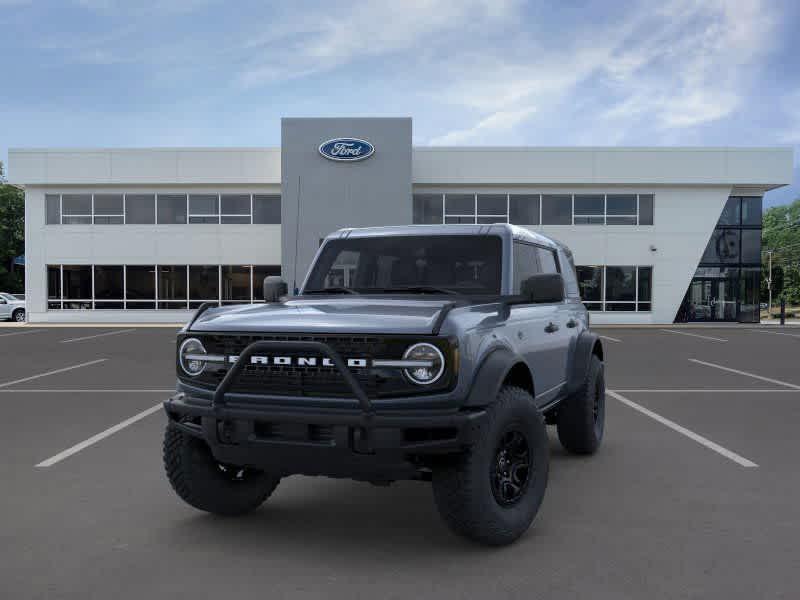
189;297;454;335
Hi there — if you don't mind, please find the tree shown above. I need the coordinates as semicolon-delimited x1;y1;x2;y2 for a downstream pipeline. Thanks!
762;198;800;305
0;162;25;293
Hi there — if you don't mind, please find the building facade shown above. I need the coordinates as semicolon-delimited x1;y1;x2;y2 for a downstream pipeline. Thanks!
9;117;793;324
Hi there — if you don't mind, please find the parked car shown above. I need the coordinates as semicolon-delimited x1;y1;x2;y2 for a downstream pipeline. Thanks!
760;303;768;310
0;293;26;322
162;224;604;545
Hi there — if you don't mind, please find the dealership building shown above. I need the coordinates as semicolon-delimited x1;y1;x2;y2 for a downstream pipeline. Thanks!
8;117;794;324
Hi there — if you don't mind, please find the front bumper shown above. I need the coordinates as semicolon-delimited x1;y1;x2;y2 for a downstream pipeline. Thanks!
165;338;483;480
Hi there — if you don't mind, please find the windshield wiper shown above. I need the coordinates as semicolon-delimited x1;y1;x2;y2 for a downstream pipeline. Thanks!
303;287;359;295
373;285;463;296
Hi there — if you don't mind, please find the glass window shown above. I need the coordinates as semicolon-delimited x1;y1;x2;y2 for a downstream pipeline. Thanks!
189;265;219;300
740;229;761;263
445;194;474;217
741;197;762;226
125;194;155;224
189;194;219;224
47;266;61;299
509;194;540;225
606;266;635;302
93;266;123;299
46;194;61;224
637;266;652;306
606;194;637;215
537;247;559;274
513;243;541;294
573;195;604;224
305;235;502;295
253;265;282;301
222;266;251;302
702;229;740;263
541;195;571;224
638;194;654;225
717;197;741;226
62;194;92;224
63;265;91;299
221;194;251;224
477;194;507;216
126;266;155;299
93;194;124;224
253;194;281;224
739;267;760;323
158;266;187;307
576;266;602;302
445;216;475;224
157;194;187;224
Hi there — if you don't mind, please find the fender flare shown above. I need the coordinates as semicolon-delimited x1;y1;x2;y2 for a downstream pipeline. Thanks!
464;346;527;408
566;331;603;396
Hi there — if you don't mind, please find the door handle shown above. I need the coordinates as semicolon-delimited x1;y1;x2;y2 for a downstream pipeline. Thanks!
544;322;559;333
566;319;577;328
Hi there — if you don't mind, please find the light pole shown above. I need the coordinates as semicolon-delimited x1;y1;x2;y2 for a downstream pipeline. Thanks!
767;250;772;319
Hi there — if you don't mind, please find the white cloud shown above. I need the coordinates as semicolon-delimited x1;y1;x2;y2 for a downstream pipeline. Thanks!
429;107;536;145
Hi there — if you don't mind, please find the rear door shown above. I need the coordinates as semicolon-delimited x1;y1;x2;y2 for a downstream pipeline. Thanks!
535;246;573;397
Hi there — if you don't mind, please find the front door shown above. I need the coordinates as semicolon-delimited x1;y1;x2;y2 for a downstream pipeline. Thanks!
685;278;737;321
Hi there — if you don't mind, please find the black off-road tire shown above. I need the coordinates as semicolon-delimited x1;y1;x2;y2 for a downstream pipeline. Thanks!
556;355;605;455
163;424;280;516
432;386;549;546
12;309;25;322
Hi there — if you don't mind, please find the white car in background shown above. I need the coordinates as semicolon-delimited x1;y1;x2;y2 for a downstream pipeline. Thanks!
0;293;26;322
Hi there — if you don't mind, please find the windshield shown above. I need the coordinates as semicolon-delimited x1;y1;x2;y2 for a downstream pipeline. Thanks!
304;235;502;295
0;293;16;301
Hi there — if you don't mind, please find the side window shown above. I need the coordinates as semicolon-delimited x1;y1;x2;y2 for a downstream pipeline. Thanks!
537;247;560;274
513;242;541;293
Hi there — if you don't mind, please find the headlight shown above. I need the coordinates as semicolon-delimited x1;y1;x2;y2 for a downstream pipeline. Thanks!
179;337;207;377
402;342;445;385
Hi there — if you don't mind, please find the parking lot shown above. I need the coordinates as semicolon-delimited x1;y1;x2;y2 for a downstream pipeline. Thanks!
1;324;798;599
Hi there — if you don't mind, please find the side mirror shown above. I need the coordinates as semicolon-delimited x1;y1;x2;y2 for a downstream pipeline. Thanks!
521;273;564;304
263;276;288;303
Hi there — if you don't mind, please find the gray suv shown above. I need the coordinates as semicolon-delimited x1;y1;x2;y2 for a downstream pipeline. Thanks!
163;224;604;545
0;293;26;322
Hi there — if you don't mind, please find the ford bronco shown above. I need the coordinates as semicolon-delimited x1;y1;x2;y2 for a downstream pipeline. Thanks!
163;224;605;545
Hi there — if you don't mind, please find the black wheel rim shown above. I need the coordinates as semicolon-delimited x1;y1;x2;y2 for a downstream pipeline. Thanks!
490;429;532;507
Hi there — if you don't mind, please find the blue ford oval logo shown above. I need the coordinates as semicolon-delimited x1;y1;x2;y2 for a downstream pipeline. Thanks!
318;138;375;162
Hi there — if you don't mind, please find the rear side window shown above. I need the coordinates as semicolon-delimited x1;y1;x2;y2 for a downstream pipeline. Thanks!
513;242;560;294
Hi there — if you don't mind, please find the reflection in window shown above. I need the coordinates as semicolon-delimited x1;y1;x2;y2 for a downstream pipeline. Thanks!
62;194;92;224
157;194;187;224
189;195;219;224
222;266;251;302
46;194;61;225
513;243;541;294
638;194;654;225
253;194;281;224
125;194;156;224
190;265;219;302
577;266;602;307
702;229;741;263
741;197;762;226
221;194;251;224
126;266;155;309
509;194;540;225
541;195;571;224
158;266;187;309
717;197;741;226
93;194;124;224
93;266;123;301
573;195;604;224
253;265;282;301
606;266;635;302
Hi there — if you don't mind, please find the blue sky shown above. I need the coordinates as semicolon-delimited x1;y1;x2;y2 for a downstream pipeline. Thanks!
1;0;798;207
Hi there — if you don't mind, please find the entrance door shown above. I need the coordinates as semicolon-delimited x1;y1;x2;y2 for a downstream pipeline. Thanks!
685;278;738;321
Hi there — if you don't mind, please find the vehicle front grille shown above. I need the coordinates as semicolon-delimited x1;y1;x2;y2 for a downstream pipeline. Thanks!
190;333;430;398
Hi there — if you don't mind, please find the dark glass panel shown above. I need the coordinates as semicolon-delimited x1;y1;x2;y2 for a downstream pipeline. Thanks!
46;194;60;224
125;194;155;224
717;197;741;225
158;266;187;300
222;266;251;301
62;194;91;215
637;302;652;312
189;194;219;216
253;265;281;301
126;266;156;299
605;266;635;301
445;216;475;224
477;194;507;215
221;194;250;215
189;265;219;299
740;229;761;263
157;194;187;224
47;266;61;299
606;194;636;215
253;194;281;224
513;243;541;294
701;229;740;263
93;266;123;299
606;216;637;225
220;216;251;224
741;196;762;226
509;194;540;225
62;265;91;299
576;266;602;302
445;194;474;215
94;302;125;310
637;266;652;302
605;303;636;311
573;195;604;215
739;267;760;323
541;195;571;224
94;194;123;215
638;194;654;225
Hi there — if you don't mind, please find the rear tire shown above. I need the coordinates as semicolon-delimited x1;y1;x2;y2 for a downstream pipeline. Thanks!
432;385;549;546
12;309;25;322
556;355;605;454
163;424;280;516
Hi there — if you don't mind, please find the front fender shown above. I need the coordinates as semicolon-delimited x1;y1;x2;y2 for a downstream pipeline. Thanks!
566;331;603;396
463;346;525;408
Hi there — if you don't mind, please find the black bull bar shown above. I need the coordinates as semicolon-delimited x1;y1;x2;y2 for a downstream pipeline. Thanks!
212;339;374;422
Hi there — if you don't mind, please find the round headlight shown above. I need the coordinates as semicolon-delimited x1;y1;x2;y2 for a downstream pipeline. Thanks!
403;342;445;385
179;337;207;377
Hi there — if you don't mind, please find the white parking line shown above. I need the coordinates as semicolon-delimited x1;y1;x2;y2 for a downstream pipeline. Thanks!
0;389;173;393
0;359;107;389
688;358;800;390
747;329;800;338
660;329;727;342
598;335;622;343
0;329;44;338
60;329;136;343
35;403;162;468
606;390;758;468
613;388;800;393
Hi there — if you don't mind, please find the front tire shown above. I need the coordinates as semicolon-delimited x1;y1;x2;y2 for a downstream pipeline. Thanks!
556;354;605;454
12;309;25;322
432;386;549;546
163;424;280;516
